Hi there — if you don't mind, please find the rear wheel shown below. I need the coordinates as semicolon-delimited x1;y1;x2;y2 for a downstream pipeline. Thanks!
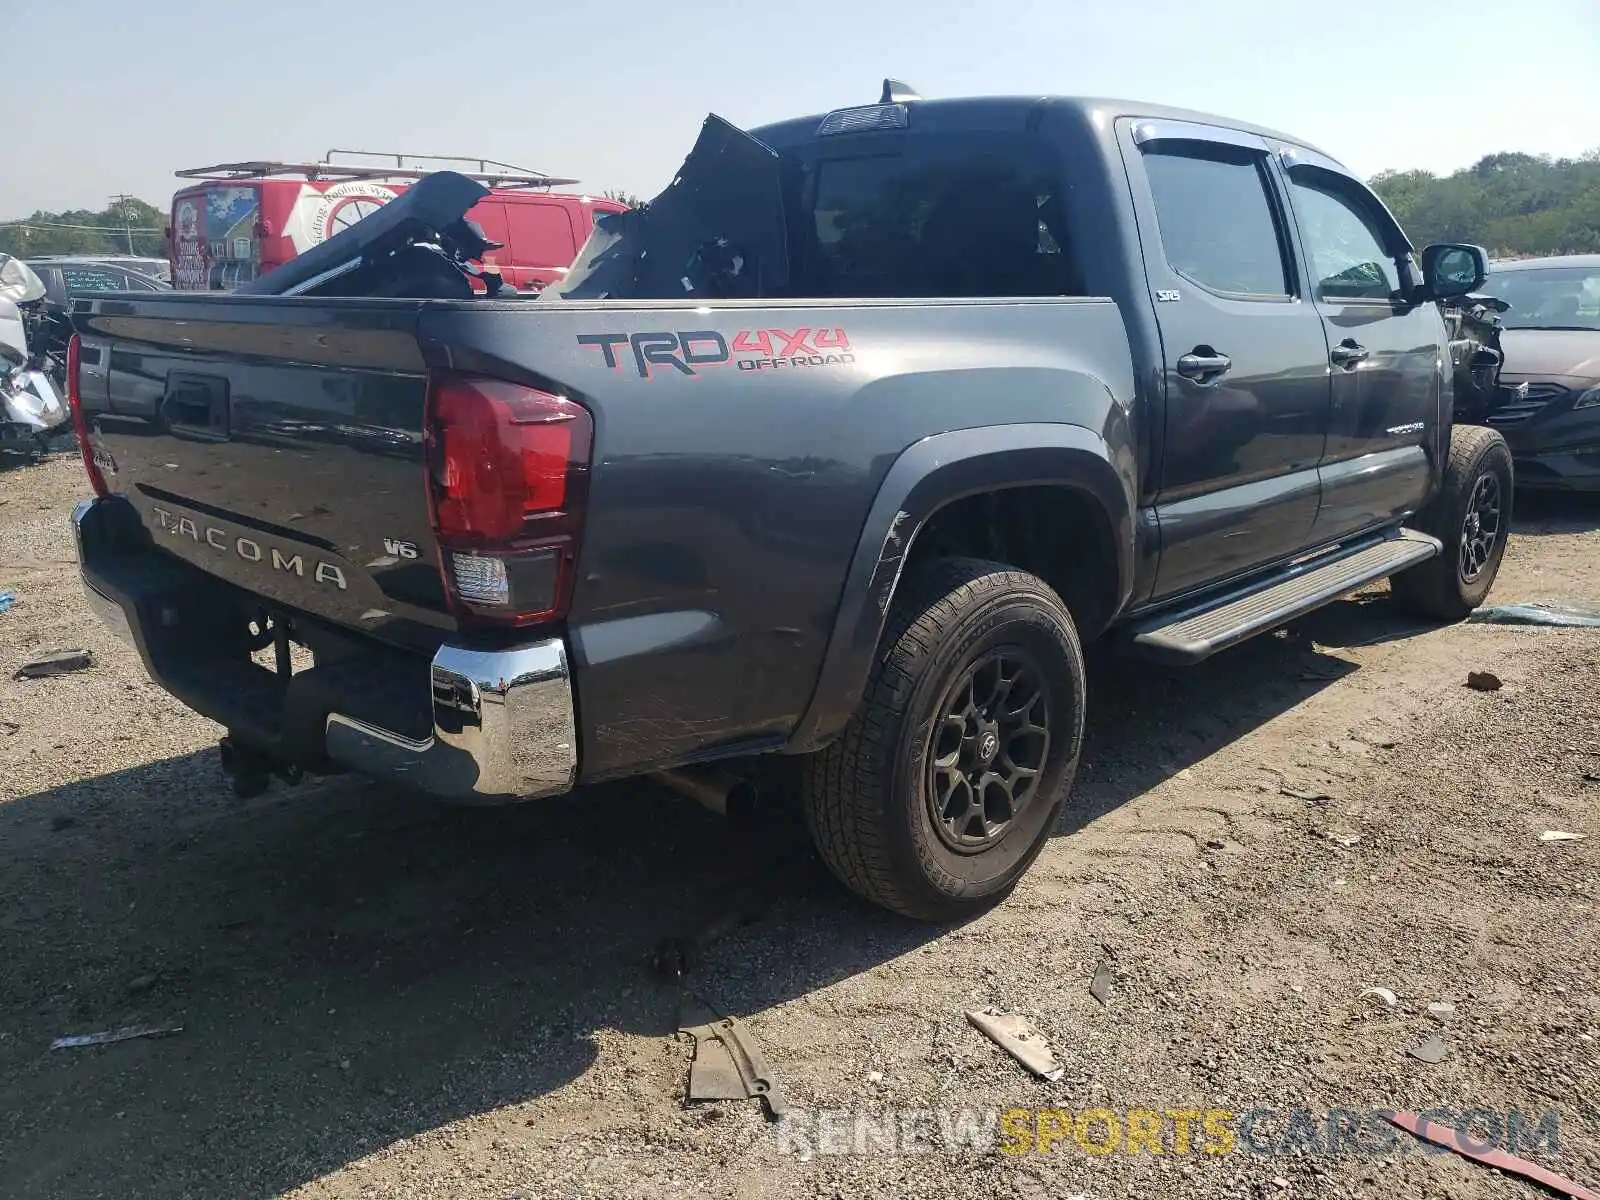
801;558;1086;921
1392;424;1513;620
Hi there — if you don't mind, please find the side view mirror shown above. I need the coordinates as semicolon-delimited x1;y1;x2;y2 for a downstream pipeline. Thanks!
1421;243;1488;300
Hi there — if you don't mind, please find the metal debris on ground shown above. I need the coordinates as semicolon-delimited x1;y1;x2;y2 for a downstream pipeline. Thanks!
1465;671;1503;692
1540;830;1587;843
1360;986;1399;1009
14;649;94;680
1089;959;1115;1006
678;995;785;1120
1407;1035;1448;1064
51;1025;183;1050
965;1007;1067;1082
0;590;14;614
1382;1110;1600;1200
1466;601;1600;628
1281;786;1333;803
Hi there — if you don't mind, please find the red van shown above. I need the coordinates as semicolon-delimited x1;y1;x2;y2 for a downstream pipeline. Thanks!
167;151;626;293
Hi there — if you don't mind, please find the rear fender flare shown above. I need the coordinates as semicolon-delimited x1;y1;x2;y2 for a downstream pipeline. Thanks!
785;423;1135;753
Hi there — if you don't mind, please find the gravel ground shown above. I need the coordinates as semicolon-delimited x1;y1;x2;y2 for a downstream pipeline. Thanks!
1;450;1597;1200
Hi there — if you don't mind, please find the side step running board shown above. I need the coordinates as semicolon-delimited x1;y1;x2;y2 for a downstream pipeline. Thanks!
1127;529;1441;665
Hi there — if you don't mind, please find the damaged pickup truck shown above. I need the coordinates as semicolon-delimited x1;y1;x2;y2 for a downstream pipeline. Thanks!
68;85;1513;920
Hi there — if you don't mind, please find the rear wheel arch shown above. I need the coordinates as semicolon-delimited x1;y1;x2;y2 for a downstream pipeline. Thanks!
785;425;1136;754
904;483;1123;641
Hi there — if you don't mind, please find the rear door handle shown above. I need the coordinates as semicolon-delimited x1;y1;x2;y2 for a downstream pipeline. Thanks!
1330;340;1369;368
1176;348;1232;383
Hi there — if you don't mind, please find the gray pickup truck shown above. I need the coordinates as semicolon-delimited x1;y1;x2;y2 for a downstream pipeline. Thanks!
67;85;1511;921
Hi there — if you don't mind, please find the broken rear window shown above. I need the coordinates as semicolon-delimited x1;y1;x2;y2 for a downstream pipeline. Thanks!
793;134;1084;299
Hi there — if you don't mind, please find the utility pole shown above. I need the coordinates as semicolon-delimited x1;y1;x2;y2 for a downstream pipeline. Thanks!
109;193;136;253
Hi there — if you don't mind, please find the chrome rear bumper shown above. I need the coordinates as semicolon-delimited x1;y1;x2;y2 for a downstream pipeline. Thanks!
74;497;578;804
324;641;577;803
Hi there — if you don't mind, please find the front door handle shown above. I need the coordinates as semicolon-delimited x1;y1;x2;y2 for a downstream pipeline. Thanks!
1176;347;1233;383
1330;339;1369;368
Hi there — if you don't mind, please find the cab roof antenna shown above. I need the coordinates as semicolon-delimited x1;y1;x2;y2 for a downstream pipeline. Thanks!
880;79;922;104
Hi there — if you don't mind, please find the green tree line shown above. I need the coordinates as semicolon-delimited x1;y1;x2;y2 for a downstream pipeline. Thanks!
0;198;167;257
1373;150;1600;258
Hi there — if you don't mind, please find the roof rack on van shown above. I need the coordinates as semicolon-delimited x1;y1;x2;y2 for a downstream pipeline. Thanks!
175;149;579;190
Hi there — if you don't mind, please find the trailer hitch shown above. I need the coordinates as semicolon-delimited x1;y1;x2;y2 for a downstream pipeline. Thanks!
217;735;305;798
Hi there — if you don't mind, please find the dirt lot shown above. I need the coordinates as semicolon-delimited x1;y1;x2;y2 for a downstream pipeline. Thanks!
2;450;1597;1200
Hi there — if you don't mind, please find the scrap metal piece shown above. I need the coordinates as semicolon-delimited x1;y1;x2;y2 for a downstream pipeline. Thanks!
51;1025;183;1050
678;995;785;1120
1281;786;1334;803
1383;1111;1600;1200
1360;986;1399;1009
1408;1035;1448;1064
965;1007;1066;1082
1089;960;1115;1006
1541;830;1587;843
14;649;94;680
1466;602;1600;628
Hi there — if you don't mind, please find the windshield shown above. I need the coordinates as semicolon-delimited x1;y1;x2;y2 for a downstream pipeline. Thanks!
1486;263;1600;330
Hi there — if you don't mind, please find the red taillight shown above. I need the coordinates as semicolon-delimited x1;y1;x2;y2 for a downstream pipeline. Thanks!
424;372;592;627
66;335;109;498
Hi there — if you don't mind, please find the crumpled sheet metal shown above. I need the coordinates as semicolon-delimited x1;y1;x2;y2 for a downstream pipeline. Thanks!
965;1007;1066;1082
679;995;785;1120
1466;602;1600;628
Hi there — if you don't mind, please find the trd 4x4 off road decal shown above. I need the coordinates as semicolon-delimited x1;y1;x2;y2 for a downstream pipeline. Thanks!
577;328;854;378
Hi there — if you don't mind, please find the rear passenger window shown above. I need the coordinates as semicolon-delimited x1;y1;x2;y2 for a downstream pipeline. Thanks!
1142;147;1290;298
798;134;1085;299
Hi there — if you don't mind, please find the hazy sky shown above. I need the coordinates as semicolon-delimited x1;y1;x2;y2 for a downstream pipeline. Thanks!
6;0;1597;219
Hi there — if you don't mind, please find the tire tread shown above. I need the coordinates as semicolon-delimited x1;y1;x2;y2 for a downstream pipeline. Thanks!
1392;424;1512;620
801;558;1081;919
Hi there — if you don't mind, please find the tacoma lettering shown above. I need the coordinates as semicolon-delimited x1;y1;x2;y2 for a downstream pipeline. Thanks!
150;508;348;590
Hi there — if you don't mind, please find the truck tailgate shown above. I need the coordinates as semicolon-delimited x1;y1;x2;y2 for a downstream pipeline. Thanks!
74;295;453;651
